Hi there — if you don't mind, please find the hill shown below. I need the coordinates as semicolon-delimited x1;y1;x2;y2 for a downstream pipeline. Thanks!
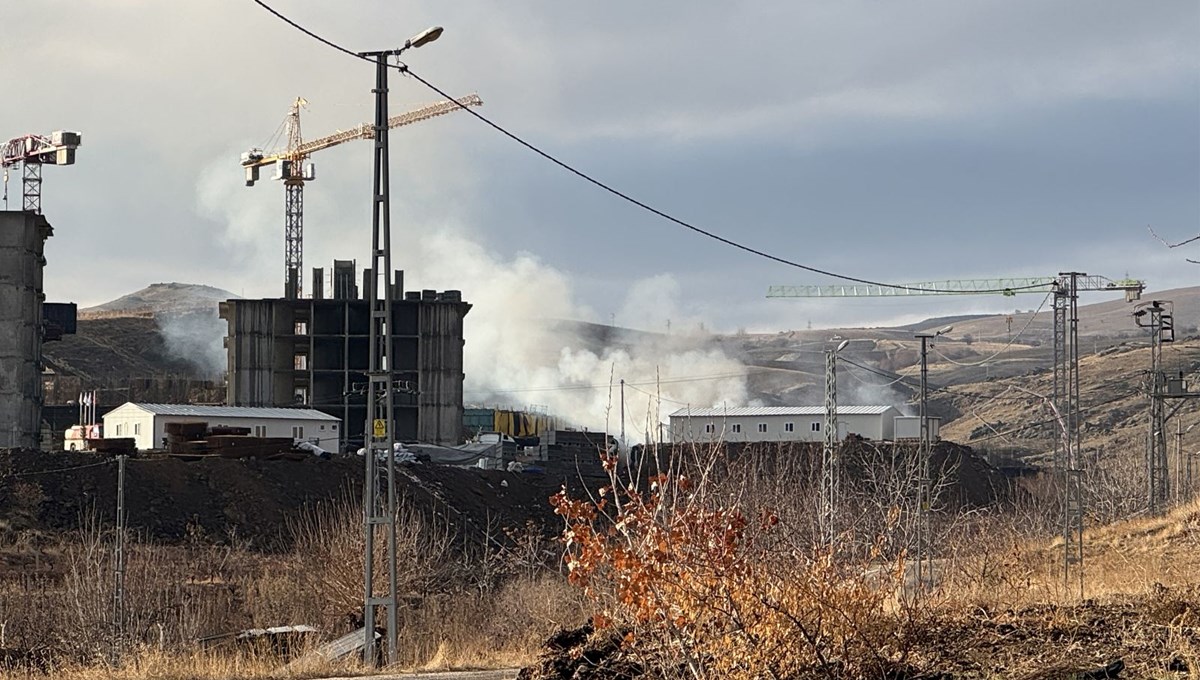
943;285;1200;341
43;283;234;389
79;282;237;318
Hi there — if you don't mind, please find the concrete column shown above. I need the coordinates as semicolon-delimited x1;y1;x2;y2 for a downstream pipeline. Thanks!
0;211;52;449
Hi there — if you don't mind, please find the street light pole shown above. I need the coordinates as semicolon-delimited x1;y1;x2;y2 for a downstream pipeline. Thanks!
357;26;443;667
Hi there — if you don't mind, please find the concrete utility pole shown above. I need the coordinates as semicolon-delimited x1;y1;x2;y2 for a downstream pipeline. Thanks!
1181;422;1198;501
1177;420;1185;503
619;379;626;453
820;339;849;548
913;326;950;592
111;453;127;664
357;25;443;667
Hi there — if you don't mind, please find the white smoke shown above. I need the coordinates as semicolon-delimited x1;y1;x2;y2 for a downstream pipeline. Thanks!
195;148;751;435
411;228;750;435
157;311;226;378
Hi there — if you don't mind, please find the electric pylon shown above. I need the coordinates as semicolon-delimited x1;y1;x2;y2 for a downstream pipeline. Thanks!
1135;300;1174;513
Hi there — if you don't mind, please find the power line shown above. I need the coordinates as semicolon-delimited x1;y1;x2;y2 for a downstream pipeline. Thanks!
931;292;1052;368
624;381;697;406
247;0;1053;297
840;360;917;388
464;369;765;395
964;390;1137;446
6;460;113;477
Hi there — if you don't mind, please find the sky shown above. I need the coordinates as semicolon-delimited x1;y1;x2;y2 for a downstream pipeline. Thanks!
3;0;1198;333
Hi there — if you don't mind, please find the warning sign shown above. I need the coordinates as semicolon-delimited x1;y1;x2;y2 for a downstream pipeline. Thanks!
372;419;387;437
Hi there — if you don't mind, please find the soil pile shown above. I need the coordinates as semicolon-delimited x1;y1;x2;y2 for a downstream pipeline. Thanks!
635;439;1015;508
0;449;604;552
519;586;1198;679
518;623;644;680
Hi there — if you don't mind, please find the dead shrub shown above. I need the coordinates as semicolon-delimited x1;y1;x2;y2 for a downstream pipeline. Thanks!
553;444;920;679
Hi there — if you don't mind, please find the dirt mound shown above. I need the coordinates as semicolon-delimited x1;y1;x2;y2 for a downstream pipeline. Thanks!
634;439;1014;508
518;587;1197;679
517;623;645;680
0;450;605;553
919;587;1197;678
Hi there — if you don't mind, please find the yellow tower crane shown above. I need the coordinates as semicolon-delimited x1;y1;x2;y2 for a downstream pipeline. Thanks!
241;94;483;299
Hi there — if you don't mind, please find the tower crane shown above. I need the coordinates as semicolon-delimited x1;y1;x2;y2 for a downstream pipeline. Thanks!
241;94;483;299
768;275;1145;301
1;130;82;214
769;272;1147;596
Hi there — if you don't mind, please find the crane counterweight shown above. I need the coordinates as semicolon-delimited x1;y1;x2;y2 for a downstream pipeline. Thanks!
1;129;82;213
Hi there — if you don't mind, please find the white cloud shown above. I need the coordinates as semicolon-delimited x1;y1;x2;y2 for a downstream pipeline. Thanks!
3;0;1195;329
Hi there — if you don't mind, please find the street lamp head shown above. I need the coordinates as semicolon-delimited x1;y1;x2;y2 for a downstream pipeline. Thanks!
406;26;444;49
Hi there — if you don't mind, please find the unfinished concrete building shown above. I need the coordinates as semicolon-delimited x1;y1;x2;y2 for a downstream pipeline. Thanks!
220;263;469;449
0;211;52;448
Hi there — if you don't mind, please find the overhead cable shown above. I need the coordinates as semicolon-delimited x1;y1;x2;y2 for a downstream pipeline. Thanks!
5;460;113;477
464;368;762;396
930;292;1052;368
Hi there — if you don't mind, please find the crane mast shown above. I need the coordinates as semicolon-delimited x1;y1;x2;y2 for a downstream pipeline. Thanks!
1;130;82;214
241;94;483;299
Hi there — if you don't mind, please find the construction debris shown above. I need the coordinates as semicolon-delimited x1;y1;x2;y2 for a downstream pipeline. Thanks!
199;624;319;657
163;421;300;460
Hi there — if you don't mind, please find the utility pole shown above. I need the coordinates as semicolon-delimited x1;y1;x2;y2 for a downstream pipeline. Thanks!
1177;420;1185;504
1182;422;1198;501
821;340;848;548
913;327;949;591
1135;300;1174;514
619;379;626;454
355;27;443;667
357;48;399;667
1053;273;1083;598
111;453;127;664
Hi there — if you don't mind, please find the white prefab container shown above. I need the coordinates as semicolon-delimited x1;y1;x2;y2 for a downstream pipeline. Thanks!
101;403;341;451
893;416;940;441
668;405;901;444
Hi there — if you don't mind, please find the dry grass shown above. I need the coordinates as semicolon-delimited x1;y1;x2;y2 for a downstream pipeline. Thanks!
537;440;1200;679
941;496;1200;607
0;497;586;677
0;647;361;680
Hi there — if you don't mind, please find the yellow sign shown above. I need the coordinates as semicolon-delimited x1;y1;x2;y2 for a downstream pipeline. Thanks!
372;419;387;437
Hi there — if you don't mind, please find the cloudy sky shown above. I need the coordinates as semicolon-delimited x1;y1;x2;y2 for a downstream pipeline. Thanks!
4;1;1197;332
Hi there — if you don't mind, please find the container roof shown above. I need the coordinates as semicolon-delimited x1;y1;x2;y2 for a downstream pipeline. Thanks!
107;403;340;421
668;405;898;418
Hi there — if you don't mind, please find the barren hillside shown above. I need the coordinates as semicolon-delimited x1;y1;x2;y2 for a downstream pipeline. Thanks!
79;282;237;318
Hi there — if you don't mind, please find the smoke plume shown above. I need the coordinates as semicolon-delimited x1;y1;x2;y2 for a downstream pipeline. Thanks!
196;149;751;435
410;228;750;436
157;311;226;378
